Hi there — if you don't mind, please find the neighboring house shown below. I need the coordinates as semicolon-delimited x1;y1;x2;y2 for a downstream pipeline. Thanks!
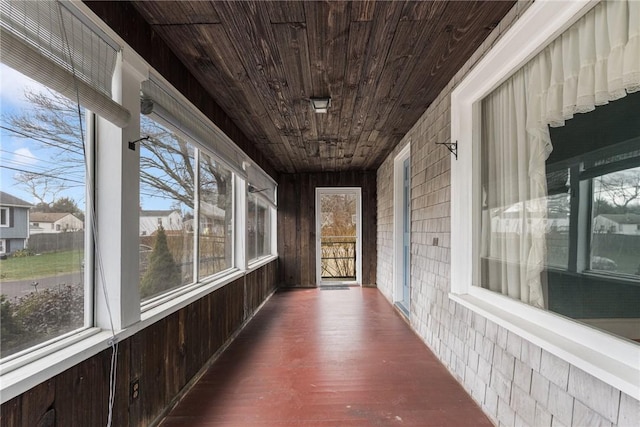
139;209;183;236
593;214;640;235
200;201;225;235
182;202;226;235
29;212;84;234
0;191;32;255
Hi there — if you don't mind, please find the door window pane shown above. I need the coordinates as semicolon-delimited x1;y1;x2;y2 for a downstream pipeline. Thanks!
0;64;86;358
319;193;357;280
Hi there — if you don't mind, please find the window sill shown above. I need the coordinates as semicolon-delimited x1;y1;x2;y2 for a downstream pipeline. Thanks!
1;258;279;404
449;288;640;398
544;267;640;287
580;270;640;286
247;254;277;271
1;328;112;403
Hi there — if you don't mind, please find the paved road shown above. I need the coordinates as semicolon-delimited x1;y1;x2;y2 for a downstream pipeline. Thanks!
0;273;82;299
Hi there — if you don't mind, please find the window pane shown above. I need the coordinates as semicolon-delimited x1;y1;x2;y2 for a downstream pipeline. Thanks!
320;193;357;280
481;79;640;342
139;115;195;300
257;201;270;257
591;167;640;276
247;194;257;261
0;64;86;358
199;152;233;278
247;194;271;261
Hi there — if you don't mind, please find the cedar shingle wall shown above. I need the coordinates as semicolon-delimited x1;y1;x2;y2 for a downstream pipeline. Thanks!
375;1;640;426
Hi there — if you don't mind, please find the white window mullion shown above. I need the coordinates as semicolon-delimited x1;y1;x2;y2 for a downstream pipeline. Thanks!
95;51;147;330
85;110;96;328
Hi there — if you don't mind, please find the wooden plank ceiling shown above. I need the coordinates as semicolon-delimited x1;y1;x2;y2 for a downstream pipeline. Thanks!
131;1;515;173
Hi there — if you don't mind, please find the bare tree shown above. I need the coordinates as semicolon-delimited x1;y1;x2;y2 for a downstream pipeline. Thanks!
3;87;229;212
3;88;85;204
595;168;640;212
13;172;68;206
320;194;357;279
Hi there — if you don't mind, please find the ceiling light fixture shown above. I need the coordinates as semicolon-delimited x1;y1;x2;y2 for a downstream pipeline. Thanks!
310;97;331;113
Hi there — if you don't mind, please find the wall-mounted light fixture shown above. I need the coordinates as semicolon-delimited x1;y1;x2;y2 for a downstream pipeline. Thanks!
310;97;331;113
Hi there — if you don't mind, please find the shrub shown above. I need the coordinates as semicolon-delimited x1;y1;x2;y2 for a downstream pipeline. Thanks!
12;249;34;258
140;226;181;299
1;295;26;352
14;285;84;336
0;285;83;358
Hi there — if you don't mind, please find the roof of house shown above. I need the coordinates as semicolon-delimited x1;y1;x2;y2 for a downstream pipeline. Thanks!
597;213;640;225
0;191;32;208
30;212;77;222
140;209;180;217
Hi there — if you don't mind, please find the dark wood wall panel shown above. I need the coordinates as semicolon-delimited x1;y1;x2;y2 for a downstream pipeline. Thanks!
0;263;278;427
246;261;279;314
83;1;277;180
278;171;376;287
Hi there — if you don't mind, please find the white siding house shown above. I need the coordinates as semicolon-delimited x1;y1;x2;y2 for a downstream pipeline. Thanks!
594;214;640;235
139;209;183;236
29;212;84;234
0;191;32;254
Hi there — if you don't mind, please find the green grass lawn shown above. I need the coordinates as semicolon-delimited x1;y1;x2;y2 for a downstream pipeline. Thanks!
0;250;84;281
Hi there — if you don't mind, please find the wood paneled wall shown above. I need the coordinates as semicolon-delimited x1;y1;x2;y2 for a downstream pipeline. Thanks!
278;171;377;287
1;4;280;426
0;262;278;427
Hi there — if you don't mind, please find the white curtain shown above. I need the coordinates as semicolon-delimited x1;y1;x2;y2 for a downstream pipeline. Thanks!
482;65;547;309
480;0;639;309
529;0;640;145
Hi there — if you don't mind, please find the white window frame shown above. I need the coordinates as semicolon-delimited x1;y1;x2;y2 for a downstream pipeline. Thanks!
0;0;278;403
450;0;639;398
0;239;6;254
0;207;9;227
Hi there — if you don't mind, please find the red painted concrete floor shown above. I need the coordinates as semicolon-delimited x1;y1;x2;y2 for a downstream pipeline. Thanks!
159;287;492;427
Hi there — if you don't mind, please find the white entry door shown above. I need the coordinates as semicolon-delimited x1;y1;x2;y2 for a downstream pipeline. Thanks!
315;187;362;286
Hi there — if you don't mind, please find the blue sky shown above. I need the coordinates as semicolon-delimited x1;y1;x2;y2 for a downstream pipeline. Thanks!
0;63;172;211
0;63;76;206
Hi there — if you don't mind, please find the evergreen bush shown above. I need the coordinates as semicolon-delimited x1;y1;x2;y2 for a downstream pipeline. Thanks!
140;225;181;298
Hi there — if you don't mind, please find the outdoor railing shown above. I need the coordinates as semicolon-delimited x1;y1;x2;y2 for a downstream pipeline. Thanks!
320;237;356;279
